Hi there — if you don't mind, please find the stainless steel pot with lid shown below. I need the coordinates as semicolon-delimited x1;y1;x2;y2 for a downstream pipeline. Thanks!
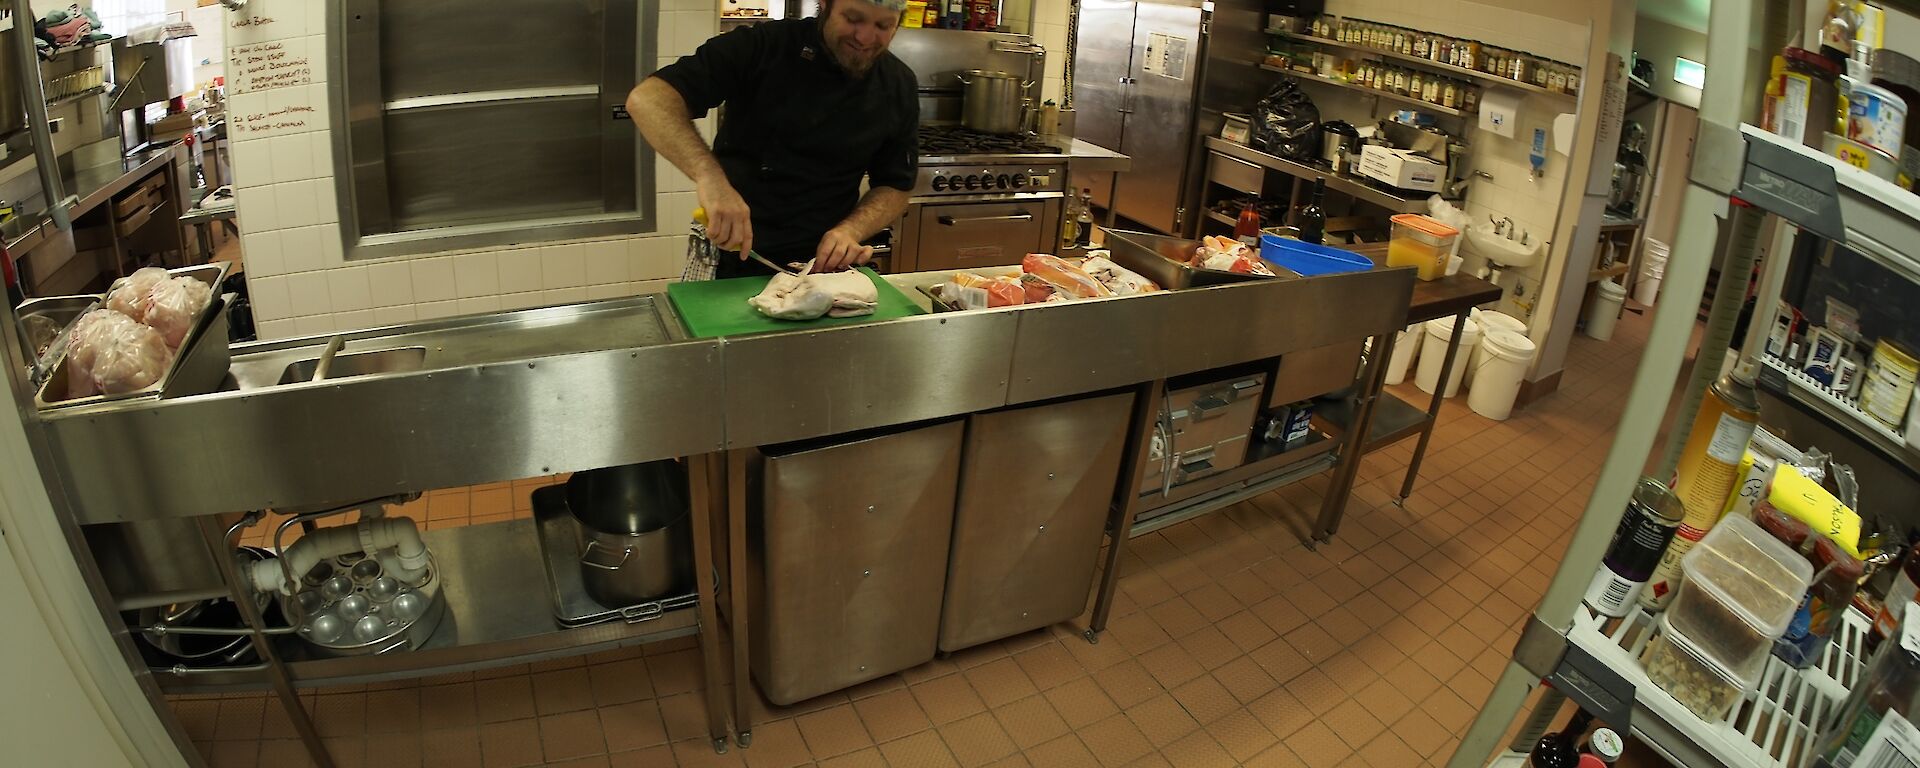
956;69;1032;134
566;461;694;606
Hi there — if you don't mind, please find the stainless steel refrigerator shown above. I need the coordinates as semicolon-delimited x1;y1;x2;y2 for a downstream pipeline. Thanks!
1077;0;1218;234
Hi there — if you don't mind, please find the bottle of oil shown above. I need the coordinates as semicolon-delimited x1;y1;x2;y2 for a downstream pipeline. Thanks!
1639;372;1762;609
1060;192;1080;251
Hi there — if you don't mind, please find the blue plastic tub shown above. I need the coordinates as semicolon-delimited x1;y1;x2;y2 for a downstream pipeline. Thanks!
1260;234;1375;277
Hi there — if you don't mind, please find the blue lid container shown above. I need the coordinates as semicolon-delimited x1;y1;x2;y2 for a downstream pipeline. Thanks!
1260;234;1375;277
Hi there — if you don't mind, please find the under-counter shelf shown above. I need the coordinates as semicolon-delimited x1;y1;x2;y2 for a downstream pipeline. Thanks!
1204;136;1431;214
1130;432;1337;537
1756;355;1918;472
1266;29;1579;100
151;519;701;693
1314;390;1429;453
1258;63;1468;117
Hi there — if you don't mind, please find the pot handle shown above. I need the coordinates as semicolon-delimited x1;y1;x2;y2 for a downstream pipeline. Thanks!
580;540;634;570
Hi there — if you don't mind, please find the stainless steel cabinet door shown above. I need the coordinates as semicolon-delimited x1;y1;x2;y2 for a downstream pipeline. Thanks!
1112;2;1202;234
750;421;964;705
1072;0;1136;211
939;393;1134;652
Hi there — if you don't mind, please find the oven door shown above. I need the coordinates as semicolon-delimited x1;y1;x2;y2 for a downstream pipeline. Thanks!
910;198;1061;272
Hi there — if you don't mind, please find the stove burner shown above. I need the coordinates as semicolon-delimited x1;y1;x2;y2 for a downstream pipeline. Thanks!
918;125;1055;156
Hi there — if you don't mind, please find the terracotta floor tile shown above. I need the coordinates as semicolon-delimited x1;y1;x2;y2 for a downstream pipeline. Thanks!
1322;698;1386;751
257;739;317;768
853;688;932;742
963;657;1038;708
938;710;1018;768
1247;743;1308;768
538;709;608;762
608;745;675;768
991;694;1069;750
795;705;872;759
1176;626;1241;671
647;650;704;697
1077;713;1154;767
658;691;712;743
364;689;422;735
1124;694;1199;750
669;738;747;767
912;672;989;725
1162;730;1237;768
314;694;367;738
1318;651;1380;696
1355;676;1418;725
474;676;537;724
1092;659;1162;710
589;658;655;707
599;700;669;753
1247;688;1315;739
1044;676;1120;730
420;727;482;768
1123;753;1173;768
1282;721;1353;768
1026;734;1101;768
739;719;810;768
1011;642;1085;691
1421;687;1477;733
478;719;544;768
1248;638;1314;684
1137;643;1206;689
1395;709;1453;758
878;731;960;768
1143;596;1205;637
1170;674;1239;725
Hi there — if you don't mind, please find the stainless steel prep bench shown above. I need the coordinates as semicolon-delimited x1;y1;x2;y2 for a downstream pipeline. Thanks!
11;255;1414;765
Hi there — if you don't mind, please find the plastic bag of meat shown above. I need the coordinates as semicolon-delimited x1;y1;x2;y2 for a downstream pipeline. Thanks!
1021;254;1113;299
64;309;173;397
950;273;1024;307
1081;255;1161;295
139;277;213;348
1192;236;1276;276
103;267;171;318
1019;273;1060;304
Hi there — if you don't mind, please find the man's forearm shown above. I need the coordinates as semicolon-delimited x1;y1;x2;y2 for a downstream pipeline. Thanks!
628;78;725;185
834;187;910;240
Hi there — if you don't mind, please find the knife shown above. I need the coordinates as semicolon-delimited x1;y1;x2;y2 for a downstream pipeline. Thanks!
691;207;792;275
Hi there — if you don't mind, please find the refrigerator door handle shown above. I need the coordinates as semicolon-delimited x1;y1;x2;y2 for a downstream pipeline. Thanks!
1118;77;1135;114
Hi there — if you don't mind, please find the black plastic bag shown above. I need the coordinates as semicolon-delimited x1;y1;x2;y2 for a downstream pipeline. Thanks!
1253;80;1320;161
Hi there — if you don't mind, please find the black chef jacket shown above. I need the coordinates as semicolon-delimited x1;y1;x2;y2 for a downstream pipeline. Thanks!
652;17;919;277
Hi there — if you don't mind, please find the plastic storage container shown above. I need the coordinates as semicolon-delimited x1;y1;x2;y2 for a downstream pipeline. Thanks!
1666;514;1816;680
1645;614;1750;721
1387;214;1460;281
1261;234;1375;276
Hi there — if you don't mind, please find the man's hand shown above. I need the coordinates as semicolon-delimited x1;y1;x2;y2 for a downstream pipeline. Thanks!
697;178;754;258
814;226;874;272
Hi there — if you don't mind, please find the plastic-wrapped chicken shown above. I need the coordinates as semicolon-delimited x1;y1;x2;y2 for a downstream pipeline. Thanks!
1081;254;1161;295
1191;236;1276;276
948;273;1023;308
64;309;173;397
1021;253;1113;299
103;267;170;318
139;277;213;348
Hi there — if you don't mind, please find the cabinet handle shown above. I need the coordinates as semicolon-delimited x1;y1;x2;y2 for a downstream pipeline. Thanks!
937;212;1033;226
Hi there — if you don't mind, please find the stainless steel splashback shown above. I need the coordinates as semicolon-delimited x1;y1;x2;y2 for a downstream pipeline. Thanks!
889;28;1043;123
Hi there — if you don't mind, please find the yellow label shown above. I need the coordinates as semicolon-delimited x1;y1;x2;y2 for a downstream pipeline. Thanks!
1837;144;1875;171
1768;465;1863;557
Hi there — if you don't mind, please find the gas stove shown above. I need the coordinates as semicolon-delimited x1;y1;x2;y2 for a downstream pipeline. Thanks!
916;125;1057;156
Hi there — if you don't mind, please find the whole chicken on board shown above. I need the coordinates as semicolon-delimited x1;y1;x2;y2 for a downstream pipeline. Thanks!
745;263;879;321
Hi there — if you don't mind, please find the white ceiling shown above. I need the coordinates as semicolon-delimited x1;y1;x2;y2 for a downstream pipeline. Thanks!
1639;0;1712;33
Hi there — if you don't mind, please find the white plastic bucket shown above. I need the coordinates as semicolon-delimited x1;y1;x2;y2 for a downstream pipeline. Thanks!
1468;329;1538;420
1636;239;1670;306
1585;280;1627;341
1634;273;1663;306
1417;316;1482;397
1384;323;1424;386
1466;310;1527;388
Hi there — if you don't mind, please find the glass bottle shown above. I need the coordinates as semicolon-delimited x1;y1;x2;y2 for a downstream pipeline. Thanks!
1234;201;1261;249
1530;709;1595;768
1076;189;1095;248
1296;178;1327;245
1060;190;1080;250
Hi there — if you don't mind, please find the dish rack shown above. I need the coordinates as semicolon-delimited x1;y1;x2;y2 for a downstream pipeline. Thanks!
1566;603;1871;768
45;66;104;105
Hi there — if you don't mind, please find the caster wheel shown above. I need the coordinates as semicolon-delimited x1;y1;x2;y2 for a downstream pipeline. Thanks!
711;738;728;754
738;731;754;748
1083;629;1099;644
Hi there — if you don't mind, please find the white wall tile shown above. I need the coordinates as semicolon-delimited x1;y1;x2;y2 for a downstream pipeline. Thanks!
295;314;336;336
501;291;546;312
286;271;331;317
269;133;316;182
543;287;588;306
636;279;673;295
453;252;502;298
257;318;297;340
541;245;587;288
409;258;457;303
274;181;321;229
584;240;630;285
657;156;694;193
242;231;285;277
498;249;542;290
319;226;346;267
656;192;699;236
235;187;279;233
326;267;372;312
368;261;414;308
586;283;630;301
373;305;417;326
457;296;502;316
280;226;326;274
335;309;375;332
415;300;460;321
231;139;275;188
249;276;291;322
630;237;684;280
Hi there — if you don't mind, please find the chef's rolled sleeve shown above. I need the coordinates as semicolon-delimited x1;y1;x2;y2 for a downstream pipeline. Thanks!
650;25;765;117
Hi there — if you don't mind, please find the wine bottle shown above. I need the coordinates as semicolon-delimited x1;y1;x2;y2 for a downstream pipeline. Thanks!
1297;178;1327;245
1076;189;1095;248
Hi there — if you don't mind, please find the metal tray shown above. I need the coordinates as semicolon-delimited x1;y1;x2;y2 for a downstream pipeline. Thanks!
530;486;697;627
16;294;101;382
34;263;233;409
1103;229;1279;289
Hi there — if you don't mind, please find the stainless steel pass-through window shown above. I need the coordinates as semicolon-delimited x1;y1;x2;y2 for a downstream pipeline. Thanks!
330;0;653;260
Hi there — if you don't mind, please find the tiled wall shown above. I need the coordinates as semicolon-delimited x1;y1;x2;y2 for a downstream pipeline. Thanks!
1325;0;1590;326
226;0;713;340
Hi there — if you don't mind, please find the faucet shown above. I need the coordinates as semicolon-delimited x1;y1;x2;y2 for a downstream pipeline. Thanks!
1496;217;1514;238
1448;170;1493;198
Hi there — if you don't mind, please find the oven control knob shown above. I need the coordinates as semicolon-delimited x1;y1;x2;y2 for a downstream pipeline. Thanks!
995;174;1011;189
964;174;981;190
930;175;947;191
1010;174;1027;189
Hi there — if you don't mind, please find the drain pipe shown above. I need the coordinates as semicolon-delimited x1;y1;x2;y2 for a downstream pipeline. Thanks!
246;516;430;595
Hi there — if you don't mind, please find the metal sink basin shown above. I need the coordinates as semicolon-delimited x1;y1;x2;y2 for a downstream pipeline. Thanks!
277;347;428;384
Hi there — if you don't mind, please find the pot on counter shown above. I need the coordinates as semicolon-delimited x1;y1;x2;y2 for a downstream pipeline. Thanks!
956;69;1031;134
567;461;694;607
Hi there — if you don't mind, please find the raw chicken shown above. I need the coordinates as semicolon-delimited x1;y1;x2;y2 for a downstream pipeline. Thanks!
808;270;879;317
745;268;879;321
1081;255;1161;295
103;267;169;318
140;277;213;348
63;309;173;397
1191;236;1275;276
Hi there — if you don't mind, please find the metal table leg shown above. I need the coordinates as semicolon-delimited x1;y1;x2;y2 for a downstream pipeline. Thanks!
1313;330;1395;544
1084;380;1165;643
1397;311;1469;504
685;453;731;754
726;448;754;747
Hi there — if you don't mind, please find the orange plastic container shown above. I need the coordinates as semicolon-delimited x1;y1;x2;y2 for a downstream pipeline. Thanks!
1388;214;1460;281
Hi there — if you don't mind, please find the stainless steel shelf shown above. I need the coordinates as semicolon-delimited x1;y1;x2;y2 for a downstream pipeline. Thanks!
1204;136;1430;215
1205;210;1237;228
1755;355;1918;473
150;519;702;693
1266;29;1579;99
1130;435;1339;537
1315;390;1429;453
1740;125;1920;285
1258;64;1467;117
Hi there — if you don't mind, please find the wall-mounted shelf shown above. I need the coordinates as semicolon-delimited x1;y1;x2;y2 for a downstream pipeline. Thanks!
1204;136;1433;215
1259;63;1467;117
1267;29;1578;100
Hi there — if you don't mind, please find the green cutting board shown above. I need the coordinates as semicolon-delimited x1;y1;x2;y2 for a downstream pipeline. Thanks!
667;268;926;338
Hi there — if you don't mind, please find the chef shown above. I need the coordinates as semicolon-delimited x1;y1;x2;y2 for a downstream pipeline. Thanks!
628;0;919;278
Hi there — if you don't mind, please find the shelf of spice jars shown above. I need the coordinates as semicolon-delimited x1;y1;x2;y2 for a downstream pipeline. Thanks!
1564;603;1870;768
1266;29;1578;100
1738;125;1920;286
1258;63;1470;118
1755;354;1918;473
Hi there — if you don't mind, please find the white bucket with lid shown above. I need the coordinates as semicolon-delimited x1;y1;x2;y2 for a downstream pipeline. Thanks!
1585;280;1627;341
1636;239;1670;306
1468;329;1538;420
1384;323;1424;386
1466;310;1526;388
1416;316;1481;397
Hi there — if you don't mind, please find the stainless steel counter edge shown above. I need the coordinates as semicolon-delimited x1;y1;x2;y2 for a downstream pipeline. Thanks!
40;267;1411;523
6;143;185;256
917;134;1131;172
